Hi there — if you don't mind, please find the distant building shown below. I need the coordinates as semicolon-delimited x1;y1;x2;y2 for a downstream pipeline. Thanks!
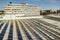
40;9;58;15
57;10;60;13
0;10;4;15
40;10;51;15
4;3;40;16
50;9;57;13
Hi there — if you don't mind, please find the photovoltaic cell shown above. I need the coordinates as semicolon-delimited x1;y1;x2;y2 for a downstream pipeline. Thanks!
0;23;8;40
8;23;13;40
0;23;4;29
16;21;22;40
24;28;33;40
33;32;42;40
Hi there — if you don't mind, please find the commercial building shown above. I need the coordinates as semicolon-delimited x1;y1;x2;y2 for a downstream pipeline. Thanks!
4;3;40;16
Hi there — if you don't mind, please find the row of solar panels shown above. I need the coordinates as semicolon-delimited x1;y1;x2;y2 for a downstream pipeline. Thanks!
0;19;60;40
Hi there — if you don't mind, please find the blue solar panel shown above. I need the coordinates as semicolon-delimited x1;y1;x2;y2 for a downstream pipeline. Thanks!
19;21;33;40
0;23;8;40
0;23;4;29
24;29;33;40
33;32;42;40
8;23;13;40
16;21;22;40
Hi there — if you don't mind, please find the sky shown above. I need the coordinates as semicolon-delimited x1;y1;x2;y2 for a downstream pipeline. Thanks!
0;0;60;10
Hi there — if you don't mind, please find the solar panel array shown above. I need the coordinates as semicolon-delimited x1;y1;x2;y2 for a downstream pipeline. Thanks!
0;19;60;40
